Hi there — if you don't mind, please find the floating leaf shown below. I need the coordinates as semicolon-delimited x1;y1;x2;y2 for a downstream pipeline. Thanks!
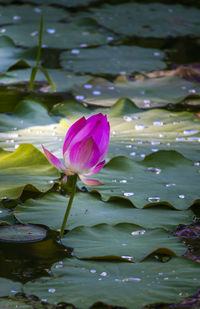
14;192;194;231
17;0;98;7
62;224;186;261
0;224;47;243
107;98;200;162
53;98;200;161
0;203;15;225
89;3;200;38
24;257;200;309
0;144;59;199
1;99;199;163
0;100;54;131
60;45;166;75
0;277;21;297
1;21;116;48
84;152;200;210
0;68;91;92
0;5;69;25
0;36;35;73
73;75;200;108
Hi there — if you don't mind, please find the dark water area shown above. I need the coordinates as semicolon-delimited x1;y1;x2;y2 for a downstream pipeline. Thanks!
0;228;72;283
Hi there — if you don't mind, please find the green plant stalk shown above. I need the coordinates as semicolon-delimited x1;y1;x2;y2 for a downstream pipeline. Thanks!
36;14;43;68
39;66;56;92
29;14;43;90
29;13;56;91
60;174;78;238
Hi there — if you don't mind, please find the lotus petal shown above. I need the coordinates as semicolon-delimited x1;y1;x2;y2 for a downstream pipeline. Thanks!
69;137;100;174
86;160;106;175
42;145;71;175
63;116;86;156
79;175;103;186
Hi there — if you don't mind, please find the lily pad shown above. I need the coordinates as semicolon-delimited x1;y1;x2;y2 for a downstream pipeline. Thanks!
0;100;81;157
0;121;66;159
18;0;98;7
0;99;199;163
0;68;92;92
0;277;21;297
62;224;186;261
0;36;35;73
14;192;194;231
0;144;60;200
0;203;15;225
1;21;116;49
24;257;200;309
107;98;200;161
52;98;200;162
0;224;47;243
73;75;200;108
89;3;200;38
84;151;200;210
0;5;69;25
60;45;166;75
0;100;55;131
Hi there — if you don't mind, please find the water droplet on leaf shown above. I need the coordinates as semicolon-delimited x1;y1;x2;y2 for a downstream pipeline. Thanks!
13;15;21;20
75;95;84;101
71;49;80;54
124;192;134;197
148;197;160;203
176;137;185;141
135;124;145;130
93;90;101;95
120;179;127;183
121;255;132;261
122;277;141;282
48;288;56;293
184;129;198;135
188;89;196;94
84;84;93;89
166;183;176;187
131;230;145;236
47;29;56;34
153;121;163;126
147;167;161;174
124;115;138;121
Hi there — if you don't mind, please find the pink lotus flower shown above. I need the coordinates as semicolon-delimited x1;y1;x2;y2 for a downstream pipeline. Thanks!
42;113;110;186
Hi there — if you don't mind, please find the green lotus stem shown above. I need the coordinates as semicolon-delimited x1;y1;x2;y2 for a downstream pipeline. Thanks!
39;66;56;92
36;13;43;68
60;174;78;238
29;14;43;90
29;14;56;91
